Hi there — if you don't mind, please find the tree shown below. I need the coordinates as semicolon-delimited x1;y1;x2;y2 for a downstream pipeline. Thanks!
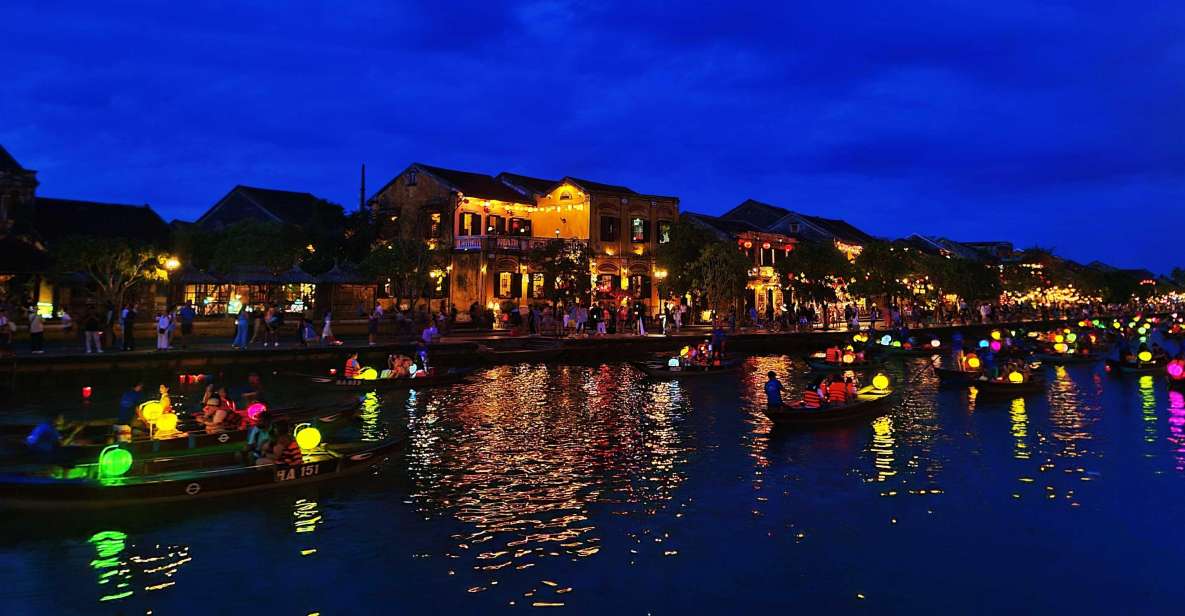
848;241;912;308
655;220;715;301
689;241;751;316
774;241;851;328
361;237;447;309
53;236;172;306
527;239;592;305
204;220;307;275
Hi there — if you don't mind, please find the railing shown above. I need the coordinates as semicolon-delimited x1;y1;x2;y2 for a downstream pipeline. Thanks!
453;236;589;253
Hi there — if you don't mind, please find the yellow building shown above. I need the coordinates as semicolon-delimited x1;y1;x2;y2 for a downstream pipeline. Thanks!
369;164;679;319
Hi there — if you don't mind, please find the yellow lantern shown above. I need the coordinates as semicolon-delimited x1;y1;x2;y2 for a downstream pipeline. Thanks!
139;400;164;423
842;353;855;364
295;423;322;450
967;356;982;370
1138;350;1153;363
1054;334;1065;344
872;373;890;391
680;346;690;357
991;330;1002;341
1008;371;1024;384
155;413;178;433
1054;343;1069;354
358;367;378;380
931;339;941;348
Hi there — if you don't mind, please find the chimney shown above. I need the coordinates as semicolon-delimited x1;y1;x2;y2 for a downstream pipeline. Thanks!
359;163;366;212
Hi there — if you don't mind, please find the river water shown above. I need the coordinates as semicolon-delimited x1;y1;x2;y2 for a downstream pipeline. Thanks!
1;355;1183;614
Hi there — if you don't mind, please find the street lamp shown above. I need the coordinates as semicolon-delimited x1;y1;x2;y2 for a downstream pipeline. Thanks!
165;257;181;271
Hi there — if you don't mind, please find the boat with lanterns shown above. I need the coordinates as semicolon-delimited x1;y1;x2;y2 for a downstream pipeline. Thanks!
629;357;744;379
763;374;897;427
932;366;983;385
296;366;476;390
871;334;943;358
0;433;403;510
970;371;1046;396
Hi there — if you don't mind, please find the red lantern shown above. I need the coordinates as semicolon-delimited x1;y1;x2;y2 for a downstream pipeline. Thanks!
762;242;771;249
743;241;753;249
82;386;93;399
329;368;337;376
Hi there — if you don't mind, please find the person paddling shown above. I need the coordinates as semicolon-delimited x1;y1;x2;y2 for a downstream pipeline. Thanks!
764;372;785;409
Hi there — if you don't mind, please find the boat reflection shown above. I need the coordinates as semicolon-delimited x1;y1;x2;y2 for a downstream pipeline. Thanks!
88;529;191;606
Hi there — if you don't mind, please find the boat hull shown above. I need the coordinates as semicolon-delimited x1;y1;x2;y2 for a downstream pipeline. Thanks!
763;391;895;427
629;358;743;379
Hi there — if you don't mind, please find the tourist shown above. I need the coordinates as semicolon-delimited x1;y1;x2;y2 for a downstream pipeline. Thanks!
59;308;73;338
102;301;116;349
764;371;785;408
256;420;301;466
321;310;337;345
117;381;144;427
249;307;265;346
156;309;172;351
177;300;196;349
83;308;102;353
233;308;250;349
0;308;13;356
368;302;382;346
415;339;430;373
421;321;438;344
121;303;137;351
344;352;361;378
633;301;647;336
264;304;280;347
828;376;849;404
28;309;44;354
802;377;825;408
246;411;273;463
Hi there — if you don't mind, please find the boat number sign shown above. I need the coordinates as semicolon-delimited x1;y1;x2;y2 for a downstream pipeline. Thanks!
276;463;321;482
185;482;201;495
218;433;230;443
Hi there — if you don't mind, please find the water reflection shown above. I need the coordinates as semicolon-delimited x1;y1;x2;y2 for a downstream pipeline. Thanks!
1010;398;1029;461
87;530;191;605
869;416;897;482
1140;376;1158;445
1167;391;1185;472
404;364;692;605
293;498;323;557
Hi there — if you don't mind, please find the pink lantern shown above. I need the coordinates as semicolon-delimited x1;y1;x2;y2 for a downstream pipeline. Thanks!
1168;361;1185;380
246;403;267;421
989;340;1002;352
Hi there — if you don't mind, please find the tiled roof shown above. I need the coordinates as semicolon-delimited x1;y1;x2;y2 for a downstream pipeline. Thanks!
720;199;791;229
235;186;340;226
498;172;560;197
0;145;26;172
797;214;876;245
681;212;762;239
34;197;170;244
563;177;636;196
416;164;531;203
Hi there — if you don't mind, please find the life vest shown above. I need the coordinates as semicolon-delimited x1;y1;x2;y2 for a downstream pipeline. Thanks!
825;347;840;363
344;359;361;378
828;382;848;404
219;404;243;430
803;390;823;408
277;440;303;466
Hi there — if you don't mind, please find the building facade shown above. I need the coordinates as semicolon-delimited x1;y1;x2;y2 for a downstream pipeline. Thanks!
369;163;679;319
682;212;797;317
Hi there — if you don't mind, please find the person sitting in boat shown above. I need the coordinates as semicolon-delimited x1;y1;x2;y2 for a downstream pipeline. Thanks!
344;353;362;378
234;373;266;408
246;411;273;463
415;340;430;373
764;372;785;408
117;381;145;429
256;420;303;467
802;377;826;409
827;375;849;404
845;376;859;398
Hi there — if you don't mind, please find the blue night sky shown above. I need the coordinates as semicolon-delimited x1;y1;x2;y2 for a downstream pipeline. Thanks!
2;1;1182;271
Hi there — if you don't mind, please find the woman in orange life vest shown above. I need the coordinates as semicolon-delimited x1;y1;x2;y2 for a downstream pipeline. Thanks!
344;352;361;378
827;376;850;404
802;377;826;408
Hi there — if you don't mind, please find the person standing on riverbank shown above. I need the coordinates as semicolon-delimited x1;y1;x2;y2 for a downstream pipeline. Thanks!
177;301;196;349
233;308;249;349
156;309;172;351
83;308;102;353
121;303;137;351
28;309;44;354
321;310;337;345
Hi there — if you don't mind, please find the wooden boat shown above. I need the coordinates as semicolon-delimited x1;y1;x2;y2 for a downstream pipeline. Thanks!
1030;353;1101;365
298;367;475;390
763;388;895;427
877;345;940;358
970;375;1046;396
476;337;564;363
932;366;982;385
1105;360;1167;376
629;358;743;379
0;437;403;510
805;357;876;372
1;403;359;466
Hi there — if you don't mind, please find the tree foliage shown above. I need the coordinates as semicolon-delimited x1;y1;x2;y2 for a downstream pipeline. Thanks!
848;241;912;302
655;220;715;300
775;241;851;307
361;237;447;308
528;239;592;305
688;241;751;314
53;236;171;305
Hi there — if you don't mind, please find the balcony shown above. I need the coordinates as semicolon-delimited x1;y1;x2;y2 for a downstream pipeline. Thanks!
453;235;589;253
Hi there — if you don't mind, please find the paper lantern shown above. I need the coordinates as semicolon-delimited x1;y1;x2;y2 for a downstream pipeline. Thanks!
246;402;267;421
1066;333;1077;343
990;340;1002;352
991;330;1002;341
1008;371;1024;384
295;424;322;450
931;339;941;348
329;368;337;376
1054;334;1065;344
99;446;133;477
139;400;164;422
1138;351;1153;363
872;374;890;391
667;357;680;367
1138;327;1148;336
842;353;855;364
978;340;989;348
358;367;378;380
1054;343;1068;353
967;356;982;370
82;386;92;399
1168;361;1185;380
891;340;902;348
155;413;178;432
880;335;892;346
680;346;690;357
